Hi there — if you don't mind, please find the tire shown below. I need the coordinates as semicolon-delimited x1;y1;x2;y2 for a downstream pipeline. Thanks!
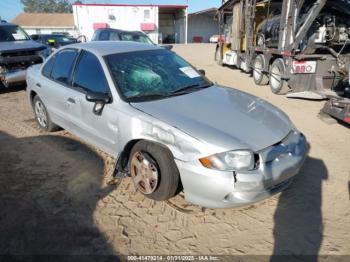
269;58;290;95
253;55;269;86
32;96;59;132
129;140;180;201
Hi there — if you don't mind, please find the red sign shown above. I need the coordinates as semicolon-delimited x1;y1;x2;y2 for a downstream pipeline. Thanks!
93;23;109;30
141;23;155;31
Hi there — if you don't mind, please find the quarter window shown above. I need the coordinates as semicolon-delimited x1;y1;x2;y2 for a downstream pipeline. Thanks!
42;56;55;78
51;49;78;85
73;51;109;93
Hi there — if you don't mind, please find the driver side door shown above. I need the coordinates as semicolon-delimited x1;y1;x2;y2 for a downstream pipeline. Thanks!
70;50;119;156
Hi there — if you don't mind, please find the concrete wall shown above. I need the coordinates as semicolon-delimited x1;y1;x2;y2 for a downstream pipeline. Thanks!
188;14;219;43
73;5;159;43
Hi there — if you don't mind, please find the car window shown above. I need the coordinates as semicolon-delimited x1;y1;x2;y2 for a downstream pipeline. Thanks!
0;25;30;42
120;32;153;44
99;31;109;41
42;56;55;78
109;31;119;41
51;49;78;85
73;51;109;93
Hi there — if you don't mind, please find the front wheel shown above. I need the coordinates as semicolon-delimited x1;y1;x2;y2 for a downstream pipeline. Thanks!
269;58;290;95
129;141;180;201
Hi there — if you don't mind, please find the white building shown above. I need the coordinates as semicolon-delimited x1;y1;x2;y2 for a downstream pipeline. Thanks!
12;13;76;36
73;3;188;44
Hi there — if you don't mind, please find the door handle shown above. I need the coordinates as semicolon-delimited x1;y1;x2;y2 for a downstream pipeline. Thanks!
67;97;76;104
36;83;41;87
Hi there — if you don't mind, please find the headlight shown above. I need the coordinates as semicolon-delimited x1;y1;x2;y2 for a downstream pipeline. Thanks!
199;150;255;171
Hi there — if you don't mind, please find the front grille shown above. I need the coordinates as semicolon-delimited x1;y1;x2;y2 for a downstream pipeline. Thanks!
258;131;301;163
0;55;43;71
2;50;37;57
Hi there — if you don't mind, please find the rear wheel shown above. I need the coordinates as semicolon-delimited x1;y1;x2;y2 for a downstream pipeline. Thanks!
253;55;269;86
33;96;59;132
129;141;180;201
269;58;290;95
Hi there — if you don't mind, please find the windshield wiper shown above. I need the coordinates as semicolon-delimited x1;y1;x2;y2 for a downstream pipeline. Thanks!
170;82;213;95
127;92;170;102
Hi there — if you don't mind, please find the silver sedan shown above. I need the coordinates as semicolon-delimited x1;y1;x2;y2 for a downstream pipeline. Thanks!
26;41;308;208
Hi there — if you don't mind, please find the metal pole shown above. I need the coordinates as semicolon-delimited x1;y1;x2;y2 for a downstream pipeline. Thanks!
185;0;188;44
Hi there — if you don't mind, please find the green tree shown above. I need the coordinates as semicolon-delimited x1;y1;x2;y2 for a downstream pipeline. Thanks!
21;0;73;13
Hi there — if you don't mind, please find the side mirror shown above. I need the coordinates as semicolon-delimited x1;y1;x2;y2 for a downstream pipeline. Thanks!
198;69;206;76
86;91;112;115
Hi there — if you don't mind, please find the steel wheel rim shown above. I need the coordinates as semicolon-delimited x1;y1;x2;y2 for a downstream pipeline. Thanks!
130;151;159;195
270;64;282;91
254;59;263;82
35;101;47;127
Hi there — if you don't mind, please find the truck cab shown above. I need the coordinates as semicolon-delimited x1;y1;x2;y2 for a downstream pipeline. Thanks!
0;21;49;87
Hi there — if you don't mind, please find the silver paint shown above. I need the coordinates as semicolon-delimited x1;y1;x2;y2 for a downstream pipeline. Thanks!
26;42;308;208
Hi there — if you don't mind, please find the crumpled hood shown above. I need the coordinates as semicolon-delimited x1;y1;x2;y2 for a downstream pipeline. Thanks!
131;85;292;152
0;40;46;54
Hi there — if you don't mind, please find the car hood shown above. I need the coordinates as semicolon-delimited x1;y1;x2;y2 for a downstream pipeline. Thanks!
0;40;46;54
131;86;292;152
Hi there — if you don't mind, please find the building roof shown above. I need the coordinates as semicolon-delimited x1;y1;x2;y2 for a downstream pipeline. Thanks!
12;13;74;28
66;41;160;56
189;8;218;16
72;3;187;9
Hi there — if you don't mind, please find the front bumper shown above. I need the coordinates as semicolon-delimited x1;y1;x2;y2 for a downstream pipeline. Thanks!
0;69;27;87
176;131;308;208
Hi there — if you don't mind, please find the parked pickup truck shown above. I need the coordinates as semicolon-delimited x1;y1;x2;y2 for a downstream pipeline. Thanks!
0;21;49;87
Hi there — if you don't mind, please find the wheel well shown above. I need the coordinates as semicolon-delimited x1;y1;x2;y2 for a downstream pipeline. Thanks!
118;139;142;171
118;139;177;171
30;91;37;107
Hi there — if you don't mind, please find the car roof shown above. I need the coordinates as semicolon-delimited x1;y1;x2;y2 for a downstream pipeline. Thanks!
65;41;161;56
0;22;17;27
96;28;123;32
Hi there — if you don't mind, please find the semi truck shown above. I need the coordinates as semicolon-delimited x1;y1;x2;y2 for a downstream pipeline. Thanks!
215;0;350;124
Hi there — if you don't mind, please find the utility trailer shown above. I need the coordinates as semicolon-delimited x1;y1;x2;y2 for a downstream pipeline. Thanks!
215;0;350;124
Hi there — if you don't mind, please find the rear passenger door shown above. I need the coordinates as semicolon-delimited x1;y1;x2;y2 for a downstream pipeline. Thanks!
40;49;79;129
71;50;118;155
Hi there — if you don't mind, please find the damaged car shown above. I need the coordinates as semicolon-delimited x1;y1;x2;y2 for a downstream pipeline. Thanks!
26;41;308;208
0;21;49;87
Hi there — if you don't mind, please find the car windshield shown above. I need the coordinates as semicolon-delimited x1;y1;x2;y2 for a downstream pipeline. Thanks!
0;25;30;42
45;35;73;43
106;49;212;102
120;32;154;45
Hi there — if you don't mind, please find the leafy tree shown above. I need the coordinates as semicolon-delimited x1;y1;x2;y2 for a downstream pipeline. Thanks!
21;0;73;13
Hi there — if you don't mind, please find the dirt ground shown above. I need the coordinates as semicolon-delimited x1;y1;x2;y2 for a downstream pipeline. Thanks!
0;44;349;258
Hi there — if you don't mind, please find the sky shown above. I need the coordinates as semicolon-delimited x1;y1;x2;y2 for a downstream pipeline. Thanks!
0;0;222;21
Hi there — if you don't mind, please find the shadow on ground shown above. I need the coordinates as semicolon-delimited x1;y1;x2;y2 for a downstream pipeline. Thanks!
0;84;26;94
0;131;119;260
272;156;328;261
